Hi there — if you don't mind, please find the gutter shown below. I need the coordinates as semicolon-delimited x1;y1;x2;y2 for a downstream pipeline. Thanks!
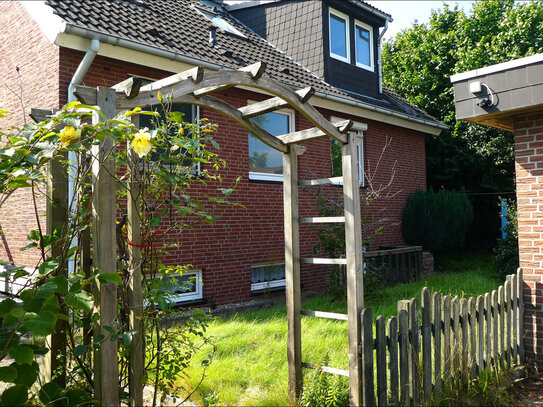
67;38;100;274
61;24;445;131
377;20;388;94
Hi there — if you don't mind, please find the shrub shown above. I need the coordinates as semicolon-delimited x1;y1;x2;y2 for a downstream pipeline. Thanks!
494;199;518;278
402;189;474;252
301;358;349;407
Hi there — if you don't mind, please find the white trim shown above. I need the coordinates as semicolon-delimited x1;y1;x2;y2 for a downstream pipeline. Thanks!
329;8;351;63
354;19;374;72
249;106;295;182
451;53;543;83
165;270;203;303
250;263;286;291
331;117;365;187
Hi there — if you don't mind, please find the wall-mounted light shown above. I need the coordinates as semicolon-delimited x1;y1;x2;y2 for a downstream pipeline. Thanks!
469;80;495;108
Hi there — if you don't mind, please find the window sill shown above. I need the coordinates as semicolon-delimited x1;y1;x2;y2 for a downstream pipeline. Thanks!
249;172;284;183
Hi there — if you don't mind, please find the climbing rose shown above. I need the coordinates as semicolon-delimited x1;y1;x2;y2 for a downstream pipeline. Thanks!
131;129;154;157
58;125;81;146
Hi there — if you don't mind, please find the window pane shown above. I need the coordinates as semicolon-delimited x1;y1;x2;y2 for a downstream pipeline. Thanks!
330;14;347;58
251;264;285;284
249;112;289;175
356;25;371;67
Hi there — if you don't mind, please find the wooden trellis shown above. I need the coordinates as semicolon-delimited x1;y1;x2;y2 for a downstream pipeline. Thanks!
43;61;366;405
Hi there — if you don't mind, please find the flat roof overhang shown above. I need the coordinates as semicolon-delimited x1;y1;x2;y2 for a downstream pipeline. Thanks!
451;53;543;132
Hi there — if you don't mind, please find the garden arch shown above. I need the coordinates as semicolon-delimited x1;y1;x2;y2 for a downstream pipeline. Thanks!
63;62;366;405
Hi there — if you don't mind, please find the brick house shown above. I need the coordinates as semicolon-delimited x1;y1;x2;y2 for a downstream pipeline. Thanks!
0;0;444;305
451;54;543;364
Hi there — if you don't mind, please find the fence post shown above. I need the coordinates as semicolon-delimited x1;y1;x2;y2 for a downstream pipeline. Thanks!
518;268;525;363
452;297;460;376
468;297;476;377
361;309;375;407
461;299;469;379
388;316;399;406
498;285;505;367
376;316;387;407
505;278;512;368
442;296;451;380
485;293;492;368
432;292;442;398
421;288;432;402
476;295;484;373
511;273;518;364
492;290;499;367
398;307;409;405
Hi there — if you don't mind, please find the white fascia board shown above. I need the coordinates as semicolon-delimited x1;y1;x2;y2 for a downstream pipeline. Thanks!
451;53;543;83
20;1;66;44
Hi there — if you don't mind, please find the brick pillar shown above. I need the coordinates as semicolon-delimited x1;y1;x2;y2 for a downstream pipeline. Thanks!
514;113;543;364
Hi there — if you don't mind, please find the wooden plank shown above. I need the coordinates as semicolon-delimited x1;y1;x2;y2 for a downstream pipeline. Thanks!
452;296;460;376
409;298;421;405
300;309;348;321
505;278;512;368
299;176;344;186
74;85;97;105
476;295;484;373
485;293;492;369
469;297;477;377
302;362;349;377
398;307;409;406
518;268;525;363
299;216;345;223
511;273;518;364
499;285;505;368
492;290;499;367
44;152;68;386
193;62;267;96
139;67;204;92
112;76;143;98
277;119;352;144
432;292;442;397
461;298;469;378
284;145;302;402
238;87;315;118
376;316;387;407
388;316;399;406
442;296;451;380
92;87;119;406
300;258;347;265
361;309;375;407
421;288;432;402
127;144;144;406
342;133;364;406
30;107;56;123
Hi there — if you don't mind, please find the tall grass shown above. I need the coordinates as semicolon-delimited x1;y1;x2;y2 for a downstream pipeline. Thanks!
177;253;501;406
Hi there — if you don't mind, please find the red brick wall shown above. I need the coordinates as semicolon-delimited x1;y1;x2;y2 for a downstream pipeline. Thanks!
1;31;427;304
514;112;543;363
0;2;59;267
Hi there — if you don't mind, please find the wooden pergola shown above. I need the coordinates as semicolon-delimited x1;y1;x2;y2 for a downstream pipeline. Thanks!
46;62;366;406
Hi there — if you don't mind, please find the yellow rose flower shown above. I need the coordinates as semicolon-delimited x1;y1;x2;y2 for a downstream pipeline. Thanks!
58;125;81;146
131;129;154;158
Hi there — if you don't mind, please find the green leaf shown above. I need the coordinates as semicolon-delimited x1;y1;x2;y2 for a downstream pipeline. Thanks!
0;299;19;317
13;362;39;387
0;332;19;350
150;216;161;227
66;389;94;406
2;308;24;330
49;275;68;294
21;311;57;336
8;345;33;365
39;382;62;405
65;291;94;314
98;273;123;285
0;385;28;407
39;259;59;275
122;332;133;346
0;366;17;382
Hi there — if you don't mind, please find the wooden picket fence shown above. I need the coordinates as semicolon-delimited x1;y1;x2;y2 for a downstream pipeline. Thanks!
358;268;524;406
365;246;423;284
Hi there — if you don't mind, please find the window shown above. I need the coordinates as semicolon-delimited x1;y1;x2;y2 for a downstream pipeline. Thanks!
159;270;203;303
355;20;374;71
330;118;366;187
248;109;294;182
329;8;350;63
195;6;246;38
251;263;285;291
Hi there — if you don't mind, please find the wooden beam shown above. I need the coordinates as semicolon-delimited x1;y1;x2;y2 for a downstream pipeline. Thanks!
30;108;57;123
92;87;119;407
284;144;302;403
342;132;364;405
74;85;98;105
112;77;143;99
193;62;267;97
140;67;205;93
300;258;347;265
277;120;352;144
238;87;314;118
299;216;345;223
301;309;348;321
299;176;343;186
302;362;349;377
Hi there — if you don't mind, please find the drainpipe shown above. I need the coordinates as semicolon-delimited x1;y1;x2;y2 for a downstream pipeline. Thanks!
377;20;388;94
67;39;100;274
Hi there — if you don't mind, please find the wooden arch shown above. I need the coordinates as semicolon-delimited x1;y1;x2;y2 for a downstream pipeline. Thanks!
72;62;365;406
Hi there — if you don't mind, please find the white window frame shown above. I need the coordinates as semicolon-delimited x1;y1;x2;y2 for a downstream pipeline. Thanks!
248;105;295;182
354;19;374;72
195;6;247;38
329;8;351;63
250;263;286;291
331;117;366;187
156;269;203;303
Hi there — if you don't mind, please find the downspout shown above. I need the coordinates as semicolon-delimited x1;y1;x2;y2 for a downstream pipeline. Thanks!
67;38;100;274
377;20;388;94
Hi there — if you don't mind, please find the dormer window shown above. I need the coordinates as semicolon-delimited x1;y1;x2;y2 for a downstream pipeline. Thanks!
329;8;350;63
355;20;374;71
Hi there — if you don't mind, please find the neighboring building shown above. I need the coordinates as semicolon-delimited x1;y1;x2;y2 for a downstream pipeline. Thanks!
451;53;543;364
0;0;445;305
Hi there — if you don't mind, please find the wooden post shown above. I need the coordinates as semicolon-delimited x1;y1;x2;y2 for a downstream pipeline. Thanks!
361;309;375;407
452;297;460;376
485;293;492;368
511;273;518;364
92;87;119;406
469;297;476;377
492;290;498;367
44;153;68;385
342;133;364;406
499;286;505;367
432;292;442;397
284;144;303;402
442;296;451;380
517;268;525;363
376;316;387;407
388;316;399;406
461;298;468;378
505;278;512;368
398;308;409;406
421;288;431;402
127;145;144;406
476;295;484;373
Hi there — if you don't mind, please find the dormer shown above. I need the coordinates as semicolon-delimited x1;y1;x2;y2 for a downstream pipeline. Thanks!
229;0;391;98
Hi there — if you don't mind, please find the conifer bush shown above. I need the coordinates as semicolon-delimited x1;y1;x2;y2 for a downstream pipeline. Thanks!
402;189;474;252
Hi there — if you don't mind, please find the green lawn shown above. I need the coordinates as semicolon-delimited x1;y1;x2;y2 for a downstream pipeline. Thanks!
177;252;502;406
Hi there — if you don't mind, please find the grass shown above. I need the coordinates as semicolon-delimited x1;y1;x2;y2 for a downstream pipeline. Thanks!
177;251;502;406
